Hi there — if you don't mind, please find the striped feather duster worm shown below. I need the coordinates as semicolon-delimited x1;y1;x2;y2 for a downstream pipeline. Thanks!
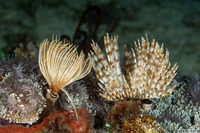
90;34;178;101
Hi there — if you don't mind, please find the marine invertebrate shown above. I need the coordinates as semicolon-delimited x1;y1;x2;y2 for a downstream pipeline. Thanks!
0;56;46;124
39;38;92;120
0;72;46;124
90;33;178;101
142;75;200;132
59;81;96;115
39;38;92;97
37;109;94;133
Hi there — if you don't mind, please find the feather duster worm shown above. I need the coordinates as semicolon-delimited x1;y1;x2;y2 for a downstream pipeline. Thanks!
38;38;92;120
39;38;92;97
90;34;178;101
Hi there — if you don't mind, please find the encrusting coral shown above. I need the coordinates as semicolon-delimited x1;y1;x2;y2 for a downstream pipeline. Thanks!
0;73;46;124
0;56;46;124
38;37;92;120
142;74;200;132
90;33;178;101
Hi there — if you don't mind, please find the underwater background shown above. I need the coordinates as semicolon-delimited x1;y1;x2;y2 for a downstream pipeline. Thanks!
0;0;200;133
0;0;200;75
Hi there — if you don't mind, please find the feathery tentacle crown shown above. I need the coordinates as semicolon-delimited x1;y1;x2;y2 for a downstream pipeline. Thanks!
90;33;178;101
39;38;92;97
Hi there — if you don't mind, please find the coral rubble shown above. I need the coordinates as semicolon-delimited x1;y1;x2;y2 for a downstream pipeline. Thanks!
105;100;167;132
0;109;94;133
105;100;142;132
59;72;114;130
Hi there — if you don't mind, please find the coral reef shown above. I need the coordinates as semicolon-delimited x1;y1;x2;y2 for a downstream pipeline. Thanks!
0;55;45;84
0;54;107;131
0;54;96;132
1;32;200;132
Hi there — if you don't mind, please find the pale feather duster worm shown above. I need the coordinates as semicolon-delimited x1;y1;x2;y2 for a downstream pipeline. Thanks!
38;37;92;120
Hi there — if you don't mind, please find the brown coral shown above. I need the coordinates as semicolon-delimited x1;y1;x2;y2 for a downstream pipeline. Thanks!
121;115;167;133
106;100;142;132
105;100;166;132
